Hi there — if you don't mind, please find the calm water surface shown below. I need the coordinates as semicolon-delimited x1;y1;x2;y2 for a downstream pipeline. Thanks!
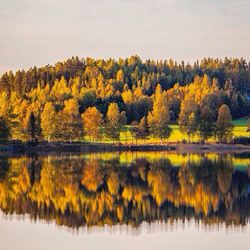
0;152;249;250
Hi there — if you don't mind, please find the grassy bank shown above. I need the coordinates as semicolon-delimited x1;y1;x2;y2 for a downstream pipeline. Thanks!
87;118;249;144
0;118;248;154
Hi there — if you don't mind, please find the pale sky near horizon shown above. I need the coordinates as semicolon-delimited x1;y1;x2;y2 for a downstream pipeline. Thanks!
0;0;250;74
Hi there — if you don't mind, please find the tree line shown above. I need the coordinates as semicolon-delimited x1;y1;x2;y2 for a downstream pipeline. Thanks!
0;56;249;143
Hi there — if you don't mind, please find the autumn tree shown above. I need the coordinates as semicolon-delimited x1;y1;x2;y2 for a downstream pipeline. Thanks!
41;102;58;141
50;76;71;102
178;96;198;142
10;99;28;140
105;103;125;143
147;93;172;142
0;91;16;136
215;104;234;143
82;107;103;141
116;69;124;82
60;99;83;142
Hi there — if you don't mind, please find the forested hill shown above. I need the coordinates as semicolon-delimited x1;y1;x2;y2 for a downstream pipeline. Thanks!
0;56;249;142
1;56;250;117
1;56;250;95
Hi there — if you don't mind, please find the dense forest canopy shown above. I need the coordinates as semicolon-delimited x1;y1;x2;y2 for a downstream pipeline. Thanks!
1;56;250;95
0;56;249;142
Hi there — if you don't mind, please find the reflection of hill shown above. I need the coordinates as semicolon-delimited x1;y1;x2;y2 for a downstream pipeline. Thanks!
0;154;249;229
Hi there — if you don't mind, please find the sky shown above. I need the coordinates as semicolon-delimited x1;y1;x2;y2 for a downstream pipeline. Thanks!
0;0;250;74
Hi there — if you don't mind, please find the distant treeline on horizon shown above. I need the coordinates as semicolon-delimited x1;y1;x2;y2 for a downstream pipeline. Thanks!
0;56;249;143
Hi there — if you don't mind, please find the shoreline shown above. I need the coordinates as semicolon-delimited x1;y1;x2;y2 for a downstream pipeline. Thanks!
0;141;249;155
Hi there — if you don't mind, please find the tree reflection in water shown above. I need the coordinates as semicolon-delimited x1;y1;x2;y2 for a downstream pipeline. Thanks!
0;153;249;230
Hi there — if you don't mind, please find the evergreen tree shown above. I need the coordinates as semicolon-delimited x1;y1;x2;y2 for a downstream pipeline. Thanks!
27;112;36;141
0;117;10;142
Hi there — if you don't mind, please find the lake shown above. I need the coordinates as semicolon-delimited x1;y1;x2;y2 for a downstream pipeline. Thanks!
0;152;250;250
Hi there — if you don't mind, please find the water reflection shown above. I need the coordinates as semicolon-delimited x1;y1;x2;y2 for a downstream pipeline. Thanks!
0;153;249;231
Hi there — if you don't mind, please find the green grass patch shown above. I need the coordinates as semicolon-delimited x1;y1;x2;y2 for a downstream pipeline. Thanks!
232;117;249;127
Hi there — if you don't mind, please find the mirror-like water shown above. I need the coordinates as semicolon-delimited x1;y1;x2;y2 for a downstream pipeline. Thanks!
0;152;250;250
